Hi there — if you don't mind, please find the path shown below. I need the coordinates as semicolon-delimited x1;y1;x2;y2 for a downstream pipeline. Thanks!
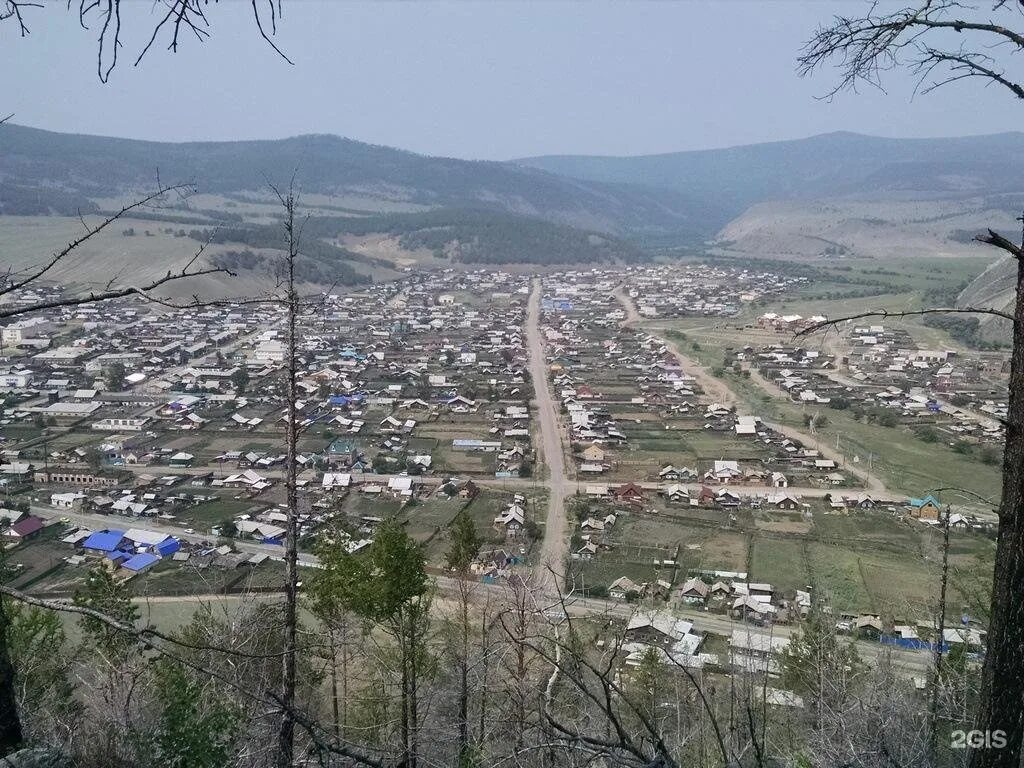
525;277;570;592
612;284;735;407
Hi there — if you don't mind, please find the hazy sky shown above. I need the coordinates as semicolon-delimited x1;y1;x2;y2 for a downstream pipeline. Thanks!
0;1;1018;160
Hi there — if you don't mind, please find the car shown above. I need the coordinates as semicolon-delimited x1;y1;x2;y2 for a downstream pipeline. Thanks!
59;516;71;524
183;528;195;534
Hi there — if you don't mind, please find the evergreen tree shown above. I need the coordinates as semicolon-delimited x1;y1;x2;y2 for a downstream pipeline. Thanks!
446;511;481;573
74;565;140;656
5;600;79;740
142;661;239;768
103;362;127;391
230;367;250;393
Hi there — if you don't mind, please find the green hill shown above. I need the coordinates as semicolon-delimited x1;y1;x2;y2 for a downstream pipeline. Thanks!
0;123;711;244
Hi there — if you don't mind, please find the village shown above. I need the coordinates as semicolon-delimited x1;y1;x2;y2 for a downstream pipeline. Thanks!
0;263;1000;687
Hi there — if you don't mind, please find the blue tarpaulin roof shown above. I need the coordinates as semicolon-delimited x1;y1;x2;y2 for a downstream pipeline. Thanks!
122;552;160;572
156;538;180;557
83;530;126;551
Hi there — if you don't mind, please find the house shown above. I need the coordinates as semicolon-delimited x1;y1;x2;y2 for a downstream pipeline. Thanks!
575;541;599;560
222;469;270;489
908;494;941;520
410;455;433;470
715;488;741;507
122;552;161;573
612;482;645;505
677;577;710;604
51;492;86;509
624;612;694;646
493;504;526;536
663;484;691;503
322;472;352;489
731;594;778;622
705;460;742;484
765;493;800;511
4;515;44;540
581;444;606;463
609;576;645;600
457;480;480;500
82;529;126;553
388;477;415;497
658;464;685;481
770;472;788;488
729;629;790;675
235;520;286;543
856;615;884;639
168;452;194;468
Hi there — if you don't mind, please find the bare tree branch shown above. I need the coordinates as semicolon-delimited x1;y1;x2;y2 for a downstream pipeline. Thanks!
0;183;194;298
796;305;1015;337
799;0;1024;101
1;0;292;81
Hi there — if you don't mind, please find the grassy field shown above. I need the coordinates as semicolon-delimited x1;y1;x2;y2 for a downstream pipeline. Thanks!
0;215;352;299
750;538;809;595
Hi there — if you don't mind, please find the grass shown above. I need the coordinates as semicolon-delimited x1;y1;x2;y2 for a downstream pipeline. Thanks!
750;538;809;595
806;542;874;613
181;498;258;529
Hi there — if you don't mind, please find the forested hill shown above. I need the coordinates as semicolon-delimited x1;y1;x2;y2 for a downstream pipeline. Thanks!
0;123;711;243
518;130;1024;227
192;208;644;267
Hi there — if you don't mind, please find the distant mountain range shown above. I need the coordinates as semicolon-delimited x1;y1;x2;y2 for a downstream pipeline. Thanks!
4;124;1024;289
7;124;1024;241
518;130;1024;228
0;123;712;244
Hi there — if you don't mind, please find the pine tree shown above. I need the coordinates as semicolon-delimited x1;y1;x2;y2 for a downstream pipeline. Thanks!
446;511;481;574
74;564;140;656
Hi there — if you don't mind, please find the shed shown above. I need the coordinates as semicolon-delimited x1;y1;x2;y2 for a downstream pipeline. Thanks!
122;552;160;572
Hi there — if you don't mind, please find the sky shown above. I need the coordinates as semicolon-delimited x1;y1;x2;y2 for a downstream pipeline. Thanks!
0;0;1018;160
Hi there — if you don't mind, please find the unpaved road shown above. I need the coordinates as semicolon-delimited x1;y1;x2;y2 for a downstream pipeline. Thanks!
525;277;570;592
612;285;736;407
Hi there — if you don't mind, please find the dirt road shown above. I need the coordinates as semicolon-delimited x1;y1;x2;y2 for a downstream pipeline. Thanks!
611;285;892;494
525;277;570;592
612;285;736;407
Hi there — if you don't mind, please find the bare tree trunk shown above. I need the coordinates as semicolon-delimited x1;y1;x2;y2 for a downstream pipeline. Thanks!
399;621;411;766
409;603;421;768
0;600;22;756
456;578;471;767
930;508;952;763
277;187;301;768
477;601;490;751
329;628;340;739
971;242;1024;768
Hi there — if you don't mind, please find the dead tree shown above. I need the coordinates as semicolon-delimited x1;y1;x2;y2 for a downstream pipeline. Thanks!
799;5;1024;764
272;181;302;768
2;0;292;81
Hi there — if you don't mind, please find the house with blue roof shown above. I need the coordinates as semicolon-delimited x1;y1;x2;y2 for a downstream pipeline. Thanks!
82;529;126;553
908;495;941;521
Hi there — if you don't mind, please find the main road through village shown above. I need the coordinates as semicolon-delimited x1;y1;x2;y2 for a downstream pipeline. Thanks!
525;277;570;593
